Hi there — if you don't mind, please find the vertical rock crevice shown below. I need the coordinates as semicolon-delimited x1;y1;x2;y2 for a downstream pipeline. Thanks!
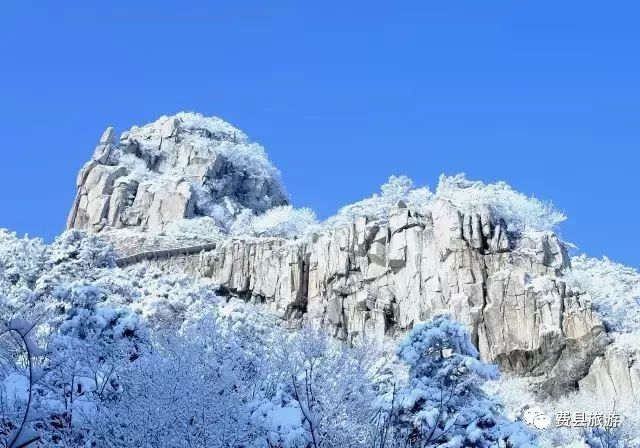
199;199;605;397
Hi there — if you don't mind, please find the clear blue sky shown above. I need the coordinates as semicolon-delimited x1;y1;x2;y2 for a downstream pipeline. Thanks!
0;1;638;267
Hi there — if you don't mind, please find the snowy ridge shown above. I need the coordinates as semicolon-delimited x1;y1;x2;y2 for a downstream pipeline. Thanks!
2;112;639;447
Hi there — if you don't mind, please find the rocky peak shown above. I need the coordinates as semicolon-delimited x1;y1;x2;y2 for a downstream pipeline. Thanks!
68;113;288;234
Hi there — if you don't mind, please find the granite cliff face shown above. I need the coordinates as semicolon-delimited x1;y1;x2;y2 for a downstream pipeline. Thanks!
200;201;606;397
68;113;629;400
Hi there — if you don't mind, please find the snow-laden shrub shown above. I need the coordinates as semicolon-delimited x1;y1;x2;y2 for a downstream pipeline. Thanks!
163;216;224;244
0;229;46;294
217;139;281;191
251;205;317;238
326;175;433;227
0;229;116;320
87;319;262;447
35;230;117;298
174;111;248;139
117;153;152;182
583;427;633;448
435;174;566;233
46;229;116;269
323;173;565;236
127;266;224;329
380;174;415;203
229;208;255;235
228;205;317;239
565;255;640;333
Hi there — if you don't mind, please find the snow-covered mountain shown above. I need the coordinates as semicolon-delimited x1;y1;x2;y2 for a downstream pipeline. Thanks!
2;113;639;447
67;113;289;252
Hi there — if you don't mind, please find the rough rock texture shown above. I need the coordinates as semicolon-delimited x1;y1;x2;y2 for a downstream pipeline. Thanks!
69;114;627;401
579;345;640;403
68;115;287;233
198;200;606;395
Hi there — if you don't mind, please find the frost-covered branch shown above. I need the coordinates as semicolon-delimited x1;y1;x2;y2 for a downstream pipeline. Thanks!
1;319;46;448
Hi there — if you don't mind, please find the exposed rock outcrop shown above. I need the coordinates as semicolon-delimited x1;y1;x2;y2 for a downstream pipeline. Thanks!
579;345;640;403
69;113;618;399
199;201;605;396
68;114;287;233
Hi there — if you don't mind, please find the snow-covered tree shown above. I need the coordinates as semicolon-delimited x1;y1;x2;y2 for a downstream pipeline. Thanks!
254;205;317;238
323;173;564;236
583;427;633;448
0;319;47;448
385;315;534;448
263;326;387;447
326;175;433;227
